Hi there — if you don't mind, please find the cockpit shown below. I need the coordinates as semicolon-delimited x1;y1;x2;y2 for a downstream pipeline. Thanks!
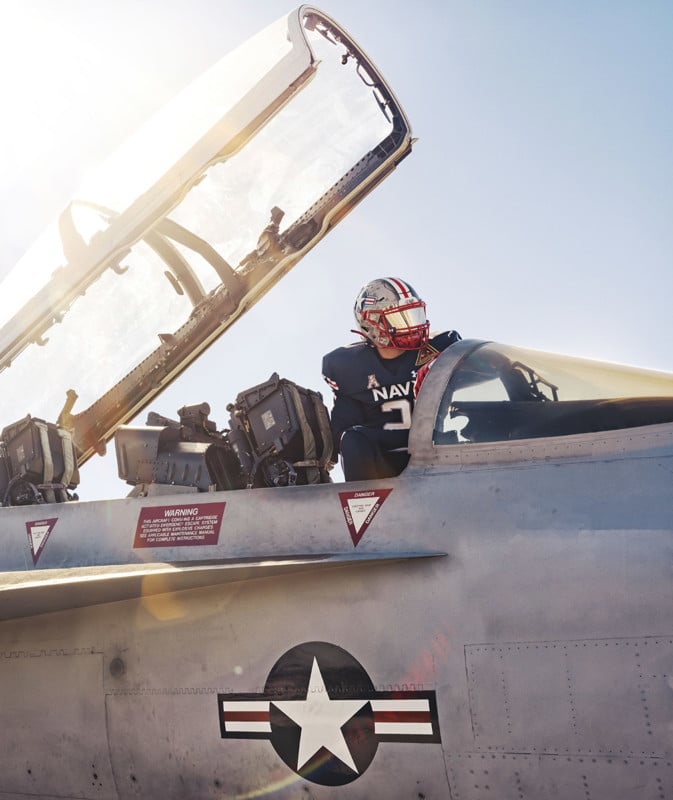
112;341;673;495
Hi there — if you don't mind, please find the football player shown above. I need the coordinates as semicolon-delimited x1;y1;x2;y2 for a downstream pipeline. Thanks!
322;277;461;481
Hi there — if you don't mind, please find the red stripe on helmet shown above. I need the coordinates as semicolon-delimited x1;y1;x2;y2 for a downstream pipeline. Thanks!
387;277;412;299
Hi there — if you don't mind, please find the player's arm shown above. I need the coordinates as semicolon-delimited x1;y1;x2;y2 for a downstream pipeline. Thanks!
322;352;368;456
322;379;366;456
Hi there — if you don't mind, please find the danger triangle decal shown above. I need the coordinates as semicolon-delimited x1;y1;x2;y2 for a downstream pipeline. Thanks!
339;489;393;546
26;518;58;565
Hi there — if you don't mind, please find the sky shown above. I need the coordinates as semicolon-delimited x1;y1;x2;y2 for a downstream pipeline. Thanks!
1;0;672;500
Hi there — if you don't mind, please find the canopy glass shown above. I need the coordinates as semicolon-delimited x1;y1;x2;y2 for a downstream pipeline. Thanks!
0;7;412;461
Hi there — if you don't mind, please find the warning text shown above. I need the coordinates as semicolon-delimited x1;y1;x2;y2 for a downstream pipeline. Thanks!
133;502;226;548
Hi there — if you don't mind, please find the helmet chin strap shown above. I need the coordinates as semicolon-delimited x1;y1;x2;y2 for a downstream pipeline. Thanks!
351;328;397;349
350;328;390;347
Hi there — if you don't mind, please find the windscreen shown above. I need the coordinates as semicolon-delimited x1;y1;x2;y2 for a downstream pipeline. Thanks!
434;343;673;445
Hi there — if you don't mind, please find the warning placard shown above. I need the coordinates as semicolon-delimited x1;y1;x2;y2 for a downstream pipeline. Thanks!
339;489;392;547
133;502;226;548
26;517;58;565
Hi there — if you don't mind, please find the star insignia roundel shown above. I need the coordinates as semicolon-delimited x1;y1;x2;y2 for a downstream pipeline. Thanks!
218;641;441;786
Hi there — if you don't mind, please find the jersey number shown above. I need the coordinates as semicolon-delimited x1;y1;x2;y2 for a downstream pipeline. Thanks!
382;399;412;430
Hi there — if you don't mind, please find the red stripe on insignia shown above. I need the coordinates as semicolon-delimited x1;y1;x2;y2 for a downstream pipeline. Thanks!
223;711;270;722
373;711;431;724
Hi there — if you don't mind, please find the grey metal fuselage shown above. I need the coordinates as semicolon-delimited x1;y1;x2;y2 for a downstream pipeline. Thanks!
1;343;672;800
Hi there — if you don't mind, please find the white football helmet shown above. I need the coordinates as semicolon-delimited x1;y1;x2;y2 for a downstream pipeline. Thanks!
353;277;429;350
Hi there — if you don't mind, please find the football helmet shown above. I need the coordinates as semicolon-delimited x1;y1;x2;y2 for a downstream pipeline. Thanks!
353;277;429;350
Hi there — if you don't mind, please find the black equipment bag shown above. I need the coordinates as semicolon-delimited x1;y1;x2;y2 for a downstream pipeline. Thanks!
225;373;333;488
0;415;80;505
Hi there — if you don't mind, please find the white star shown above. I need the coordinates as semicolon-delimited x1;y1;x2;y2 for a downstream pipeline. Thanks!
273;657;368;773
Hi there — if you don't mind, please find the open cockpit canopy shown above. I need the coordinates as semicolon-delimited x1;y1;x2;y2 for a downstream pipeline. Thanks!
0;6;411;463
412;341;673;457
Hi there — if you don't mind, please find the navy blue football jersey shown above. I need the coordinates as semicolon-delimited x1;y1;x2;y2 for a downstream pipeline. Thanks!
322;330;461;454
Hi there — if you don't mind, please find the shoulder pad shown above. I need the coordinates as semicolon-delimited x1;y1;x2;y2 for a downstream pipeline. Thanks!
322;341;375;392
429;330;461;348
415;331;461;367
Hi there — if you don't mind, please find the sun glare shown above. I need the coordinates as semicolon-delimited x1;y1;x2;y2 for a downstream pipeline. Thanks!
0;6;84;175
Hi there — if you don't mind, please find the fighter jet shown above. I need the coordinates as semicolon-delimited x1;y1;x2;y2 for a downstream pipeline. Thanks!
1;6;673;800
